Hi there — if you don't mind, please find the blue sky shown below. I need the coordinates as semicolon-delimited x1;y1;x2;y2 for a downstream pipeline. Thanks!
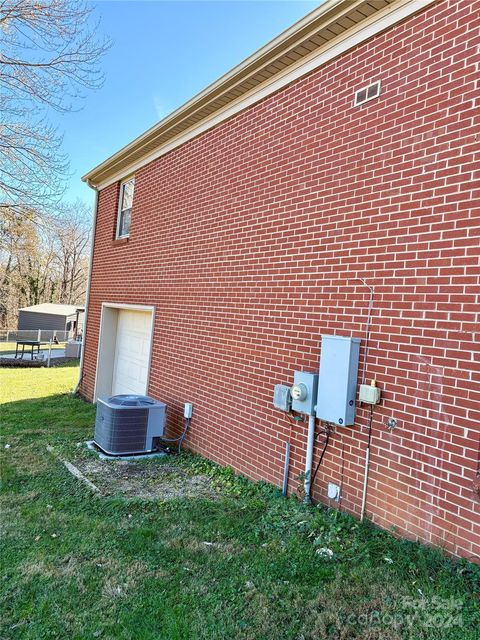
57;1;319;207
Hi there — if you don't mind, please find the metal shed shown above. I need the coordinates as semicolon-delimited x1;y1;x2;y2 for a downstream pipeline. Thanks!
17;304;85;338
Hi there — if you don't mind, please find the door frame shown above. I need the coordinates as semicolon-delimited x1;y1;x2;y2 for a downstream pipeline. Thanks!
94;302;155;402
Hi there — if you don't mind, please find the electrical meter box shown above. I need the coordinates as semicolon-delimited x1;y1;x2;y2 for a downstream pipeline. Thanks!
273;384;292;412
291;371;318;415
316;335;361;426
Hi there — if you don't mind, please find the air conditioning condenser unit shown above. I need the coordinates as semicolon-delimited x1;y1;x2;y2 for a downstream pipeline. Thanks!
94;394;166;456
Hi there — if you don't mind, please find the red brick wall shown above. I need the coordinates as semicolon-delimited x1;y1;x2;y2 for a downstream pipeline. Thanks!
81;0;480;560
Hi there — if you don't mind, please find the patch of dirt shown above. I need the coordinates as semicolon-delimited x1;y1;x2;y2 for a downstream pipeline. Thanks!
74;457;218;500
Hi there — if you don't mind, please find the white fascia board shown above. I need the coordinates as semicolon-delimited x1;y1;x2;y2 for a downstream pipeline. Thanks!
82;0;344;184
92;0;436;191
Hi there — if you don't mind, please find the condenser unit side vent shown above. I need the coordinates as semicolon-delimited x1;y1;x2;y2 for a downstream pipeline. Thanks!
354;80;381;107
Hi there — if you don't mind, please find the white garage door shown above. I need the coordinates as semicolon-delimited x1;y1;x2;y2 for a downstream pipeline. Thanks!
112;309;152;396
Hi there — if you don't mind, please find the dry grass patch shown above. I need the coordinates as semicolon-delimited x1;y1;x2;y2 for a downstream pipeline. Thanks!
299;574;409;640
100;560;152;600
19;556;79;580
73;456;219;501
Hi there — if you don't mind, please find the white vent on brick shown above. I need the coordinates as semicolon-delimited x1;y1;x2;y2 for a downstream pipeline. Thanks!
354;80;381;106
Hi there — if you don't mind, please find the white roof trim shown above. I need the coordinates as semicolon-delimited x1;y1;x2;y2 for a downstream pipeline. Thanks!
19;303;85;315
85;0;435;190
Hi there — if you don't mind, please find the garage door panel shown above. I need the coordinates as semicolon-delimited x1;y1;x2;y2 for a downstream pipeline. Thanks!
116;359;139;379
127;336;143;354
112;309;152;396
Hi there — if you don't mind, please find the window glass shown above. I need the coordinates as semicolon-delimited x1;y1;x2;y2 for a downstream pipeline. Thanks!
122;180;134;210
119;208;131;237
117;178;134;238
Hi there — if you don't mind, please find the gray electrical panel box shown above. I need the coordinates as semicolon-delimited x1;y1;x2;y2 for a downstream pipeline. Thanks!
273;384;292;412
291;371;318;415
316;335;361;426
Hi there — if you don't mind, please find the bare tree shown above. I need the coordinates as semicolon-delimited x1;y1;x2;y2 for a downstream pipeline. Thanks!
15;241;57;306
0;207;41;325
0;200;91;327
0;0;109;209
52;201;90;304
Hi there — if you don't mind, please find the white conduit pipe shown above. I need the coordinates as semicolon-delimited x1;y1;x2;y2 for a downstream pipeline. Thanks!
303;414;316;503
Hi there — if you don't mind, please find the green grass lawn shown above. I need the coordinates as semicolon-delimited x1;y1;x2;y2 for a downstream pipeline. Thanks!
1;365;479;639
0;342;18;354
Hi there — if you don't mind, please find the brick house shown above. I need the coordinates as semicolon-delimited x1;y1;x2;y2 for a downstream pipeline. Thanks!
80;0;480;560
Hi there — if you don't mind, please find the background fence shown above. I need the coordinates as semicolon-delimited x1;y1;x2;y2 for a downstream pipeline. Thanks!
0;329;73;343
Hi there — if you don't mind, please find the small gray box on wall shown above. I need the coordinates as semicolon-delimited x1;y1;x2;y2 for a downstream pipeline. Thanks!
316;335;361;426
273;384;292;412
291;371;319;415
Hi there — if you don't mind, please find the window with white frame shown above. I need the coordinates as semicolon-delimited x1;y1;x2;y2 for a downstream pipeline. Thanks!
116;178;135;238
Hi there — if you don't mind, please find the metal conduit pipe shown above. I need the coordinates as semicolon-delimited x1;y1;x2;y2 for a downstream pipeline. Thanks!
360;406;374;522
282;441;291;497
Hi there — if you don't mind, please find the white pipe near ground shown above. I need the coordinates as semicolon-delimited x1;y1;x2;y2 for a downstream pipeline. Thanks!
303;414;316;503
46;446;101;494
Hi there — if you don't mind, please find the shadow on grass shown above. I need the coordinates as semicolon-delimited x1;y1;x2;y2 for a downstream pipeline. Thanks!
1;389;95;441
0;358;80;369
1;378;480;639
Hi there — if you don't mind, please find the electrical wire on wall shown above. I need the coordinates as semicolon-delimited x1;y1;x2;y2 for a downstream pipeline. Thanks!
338;435;346;506
157;417;191;453
360;405;374;521
310;425;331;487
158;403;193;454
357;278;374;386
356;278;377;521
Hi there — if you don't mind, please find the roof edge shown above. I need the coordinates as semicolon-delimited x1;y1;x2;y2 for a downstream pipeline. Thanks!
82;0;342;186
83;0;436;188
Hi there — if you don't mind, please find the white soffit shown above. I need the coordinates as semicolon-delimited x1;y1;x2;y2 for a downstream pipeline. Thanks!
83;0;437;190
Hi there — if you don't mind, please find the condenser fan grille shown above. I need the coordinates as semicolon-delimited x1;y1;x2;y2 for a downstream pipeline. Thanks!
108;395;156;407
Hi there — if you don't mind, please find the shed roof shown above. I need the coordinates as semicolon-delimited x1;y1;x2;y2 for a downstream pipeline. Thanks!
19;304;85;316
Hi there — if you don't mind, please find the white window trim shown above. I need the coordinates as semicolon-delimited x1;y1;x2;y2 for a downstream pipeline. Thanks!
116;177;135;239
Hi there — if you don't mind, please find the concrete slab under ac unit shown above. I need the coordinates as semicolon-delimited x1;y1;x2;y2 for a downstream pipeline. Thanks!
85;440;167;461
